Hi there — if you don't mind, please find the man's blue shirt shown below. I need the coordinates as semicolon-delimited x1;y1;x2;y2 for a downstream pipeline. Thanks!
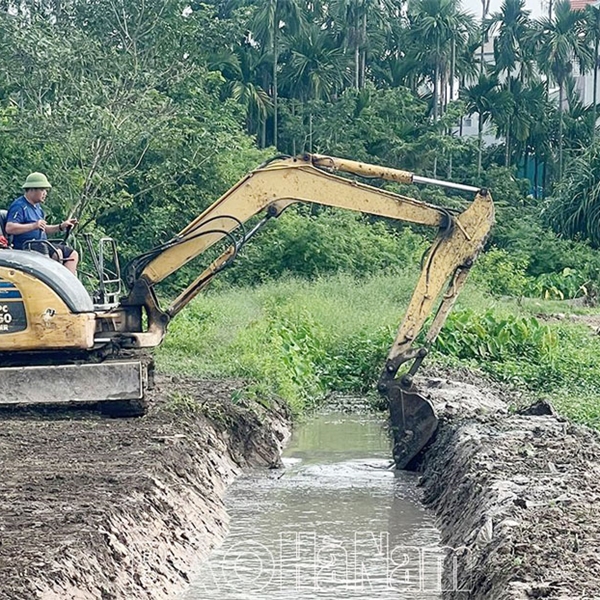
6;195;47;249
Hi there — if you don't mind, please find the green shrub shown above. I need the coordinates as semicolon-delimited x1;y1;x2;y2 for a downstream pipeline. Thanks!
544;141;600;247
470;248;530;297
223;206;428;285
525;268;591;300
434;309;557;364
470;243;599;301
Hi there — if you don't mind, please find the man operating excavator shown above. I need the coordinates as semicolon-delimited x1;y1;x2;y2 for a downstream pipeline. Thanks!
5;172;79;275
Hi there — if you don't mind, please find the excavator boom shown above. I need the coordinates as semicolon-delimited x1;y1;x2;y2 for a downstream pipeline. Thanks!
120;154;494;464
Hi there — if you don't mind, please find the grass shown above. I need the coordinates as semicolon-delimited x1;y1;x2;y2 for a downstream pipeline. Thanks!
156;272;600;427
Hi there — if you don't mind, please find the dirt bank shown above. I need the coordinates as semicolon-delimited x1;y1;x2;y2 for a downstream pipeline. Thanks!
411;374;600;600
4;369;599;600
0;375;290;600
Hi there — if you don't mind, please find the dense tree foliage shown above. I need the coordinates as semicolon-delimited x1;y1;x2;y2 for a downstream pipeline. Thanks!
1;1;267;255
1;0;600;295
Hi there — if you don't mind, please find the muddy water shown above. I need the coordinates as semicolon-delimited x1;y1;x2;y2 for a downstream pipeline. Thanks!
183;413;442;599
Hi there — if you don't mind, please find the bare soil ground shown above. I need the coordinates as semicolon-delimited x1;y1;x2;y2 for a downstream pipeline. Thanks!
536;311;600;333
2;366;600;600
413;374;600;600
0;375;290;600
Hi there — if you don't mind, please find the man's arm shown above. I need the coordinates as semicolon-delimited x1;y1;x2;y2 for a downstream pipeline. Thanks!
5;220;46;235
6;218;78;236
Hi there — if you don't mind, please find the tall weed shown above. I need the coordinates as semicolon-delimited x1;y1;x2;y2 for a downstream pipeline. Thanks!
157;274;600;426
232;303;328;413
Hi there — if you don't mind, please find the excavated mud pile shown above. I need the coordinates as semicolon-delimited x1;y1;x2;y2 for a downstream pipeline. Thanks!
0;376;290;600
414;376;600;600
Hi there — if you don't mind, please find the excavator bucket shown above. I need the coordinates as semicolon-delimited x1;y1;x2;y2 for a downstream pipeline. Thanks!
387;382;438;469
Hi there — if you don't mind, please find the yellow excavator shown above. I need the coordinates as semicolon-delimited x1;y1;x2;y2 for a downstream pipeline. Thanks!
0;154;494;467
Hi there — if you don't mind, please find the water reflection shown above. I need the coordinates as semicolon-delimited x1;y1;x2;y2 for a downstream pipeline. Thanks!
183;413;442;599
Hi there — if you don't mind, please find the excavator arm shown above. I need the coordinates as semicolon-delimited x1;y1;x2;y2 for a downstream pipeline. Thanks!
116;153;493;465
124;154;493;359
0;152;493;461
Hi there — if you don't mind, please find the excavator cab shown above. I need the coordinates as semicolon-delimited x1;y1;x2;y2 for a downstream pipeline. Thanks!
0;154;494;466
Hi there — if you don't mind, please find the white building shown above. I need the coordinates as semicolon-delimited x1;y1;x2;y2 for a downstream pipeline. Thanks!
572;0;600;107
457;0;600;146
455;38;498;146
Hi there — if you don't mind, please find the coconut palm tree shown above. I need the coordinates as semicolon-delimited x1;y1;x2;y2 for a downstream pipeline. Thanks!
223;47;273;147
369;15;426;91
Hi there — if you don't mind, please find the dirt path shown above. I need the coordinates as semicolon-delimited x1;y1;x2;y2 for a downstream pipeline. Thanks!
536;311;600;333
0;375;290;600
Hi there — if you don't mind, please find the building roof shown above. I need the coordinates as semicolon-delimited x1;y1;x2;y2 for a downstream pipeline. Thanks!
570;0;598;10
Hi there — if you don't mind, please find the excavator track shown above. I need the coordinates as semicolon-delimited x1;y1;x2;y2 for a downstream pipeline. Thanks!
0;354;153;417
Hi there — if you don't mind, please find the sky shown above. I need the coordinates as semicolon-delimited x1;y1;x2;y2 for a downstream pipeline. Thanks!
461;0;545;19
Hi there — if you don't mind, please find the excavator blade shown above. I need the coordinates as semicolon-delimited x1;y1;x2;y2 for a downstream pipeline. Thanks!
387;382;438;469
0;360;149;416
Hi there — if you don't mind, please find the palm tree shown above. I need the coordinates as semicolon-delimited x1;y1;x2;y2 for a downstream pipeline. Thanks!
280;24;351;101
509;80;546;173
537;0;592;176
486;0;537;166
455;31;483;136
408;0;475;119
328;0;400;90
209;42;274;146
584;3;600;140
252;0;307;148
562;80;597;153
461;74;513;175
228;51;273;147
479;0;492;75
329;0;363;89
370;16;425;91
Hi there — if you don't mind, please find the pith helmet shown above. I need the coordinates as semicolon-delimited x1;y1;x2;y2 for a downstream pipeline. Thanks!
22;172;52;189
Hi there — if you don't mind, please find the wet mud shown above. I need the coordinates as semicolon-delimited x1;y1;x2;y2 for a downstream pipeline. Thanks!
0;376;290;600
410;374;600;600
